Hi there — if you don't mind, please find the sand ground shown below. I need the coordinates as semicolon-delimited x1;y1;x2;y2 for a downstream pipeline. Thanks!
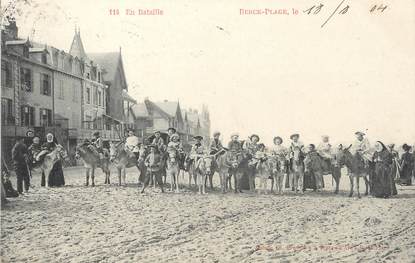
1;166;414;263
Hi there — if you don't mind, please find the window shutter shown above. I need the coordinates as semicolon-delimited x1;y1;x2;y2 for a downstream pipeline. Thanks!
40;73;43;94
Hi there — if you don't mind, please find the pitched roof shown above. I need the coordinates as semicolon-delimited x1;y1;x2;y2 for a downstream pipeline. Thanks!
69;30;87;60
131;103;149;118
155;101;179;117
87;52;120;82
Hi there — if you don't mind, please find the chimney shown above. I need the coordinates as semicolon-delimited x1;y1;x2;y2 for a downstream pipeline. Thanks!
4;17;18;39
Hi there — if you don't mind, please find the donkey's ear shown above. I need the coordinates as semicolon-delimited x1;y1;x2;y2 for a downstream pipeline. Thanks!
346;144;352;151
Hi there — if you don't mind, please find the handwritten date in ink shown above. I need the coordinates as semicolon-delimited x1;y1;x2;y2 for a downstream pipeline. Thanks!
304;1;388;28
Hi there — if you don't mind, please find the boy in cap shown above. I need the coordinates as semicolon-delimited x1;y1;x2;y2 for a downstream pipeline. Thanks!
142;145;164;193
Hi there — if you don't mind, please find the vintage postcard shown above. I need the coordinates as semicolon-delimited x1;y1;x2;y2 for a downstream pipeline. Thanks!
1;0;414;262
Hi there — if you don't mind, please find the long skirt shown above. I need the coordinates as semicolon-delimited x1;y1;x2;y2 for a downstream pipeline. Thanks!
372;164;396;198
48;161;65;187
400;166;413;185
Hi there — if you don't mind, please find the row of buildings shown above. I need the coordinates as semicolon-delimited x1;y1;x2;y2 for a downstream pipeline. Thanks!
1;20;210;165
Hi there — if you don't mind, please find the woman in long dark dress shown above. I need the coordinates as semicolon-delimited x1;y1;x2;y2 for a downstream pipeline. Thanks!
371;141;397;198
399;144;414;185
42;133;65;187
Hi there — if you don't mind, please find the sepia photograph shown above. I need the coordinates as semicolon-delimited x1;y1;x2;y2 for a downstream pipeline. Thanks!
1;0;414;262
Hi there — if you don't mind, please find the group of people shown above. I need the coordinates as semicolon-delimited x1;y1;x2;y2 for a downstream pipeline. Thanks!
5;133;65;196
3;127;414;198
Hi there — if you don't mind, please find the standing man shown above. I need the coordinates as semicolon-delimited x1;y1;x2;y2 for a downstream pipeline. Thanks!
11;137;30;194
209;131;223;155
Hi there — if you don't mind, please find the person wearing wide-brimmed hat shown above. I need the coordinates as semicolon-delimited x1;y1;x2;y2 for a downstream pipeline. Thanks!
350;131;372;163
399;144;414;186
227;133;242;153
244;134;261;159
167;133;183;152
288;133;304;159
167;127;179;144
270;136;288;159
209;131;224;155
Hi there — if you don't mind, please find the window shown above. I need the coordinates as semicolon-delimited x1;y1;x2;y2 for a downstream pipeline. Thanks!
39;108;52;127
1;61;12;87
93;87;98;105
20;105;35;126
85;115;92;129
41;53;47;64
98;72;101;83
98;90;102;106
41;73;51;96
20;67;32;92
86;87;91;104
86;73;90;79
72;84;78;102
58;80;64;99
1;98;13;125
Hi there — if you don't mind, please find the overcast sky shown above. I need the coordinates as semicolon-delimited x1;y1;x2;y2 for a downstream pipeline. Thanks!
7;0;415;146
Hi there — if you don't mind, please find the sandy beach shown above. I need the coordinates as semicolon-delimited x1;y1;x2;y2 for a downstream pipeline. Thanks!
1;167;414;262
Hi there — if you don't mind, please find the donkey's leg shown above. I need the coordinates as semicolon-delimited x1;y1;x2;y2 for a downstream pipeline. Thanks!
270;175;275;194
228;174;233;191
175;169;180;193
202;175;207;194
233;173;238;193
122;168;126;185
356;176;361;198
85;169;90;186
348;176;354;197
278;174;284;194
219;172;224;193
209;173;214;190
141;171;150;193
118;167;122;186
364;176;369;196
91;168;95;187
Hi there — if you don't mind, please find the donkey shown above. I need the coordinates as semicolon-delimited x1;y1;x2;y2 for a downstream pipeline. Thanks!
267;155;288;195
34;145;68;185
336;145;370;198
109;142;146;186
289;146;305;194
194;155;216;194
165;147;180;193
75;144;111;186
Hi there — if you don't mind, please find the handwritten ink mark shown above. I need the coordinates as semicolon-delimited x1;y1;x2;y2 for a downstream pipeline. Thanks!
321;0;346;28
